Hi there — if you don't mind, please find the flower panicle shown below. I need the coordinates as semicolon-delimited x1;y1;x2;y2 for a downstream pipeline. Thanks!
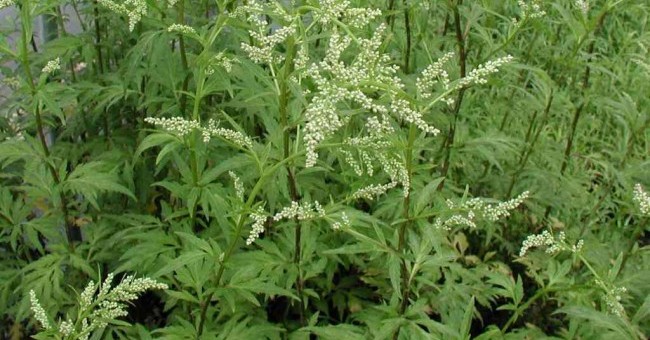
633;183;650;215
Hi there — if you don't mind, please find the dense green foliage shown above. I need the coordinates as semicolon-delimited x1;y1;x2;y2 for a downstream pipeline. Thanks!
0;0;649;339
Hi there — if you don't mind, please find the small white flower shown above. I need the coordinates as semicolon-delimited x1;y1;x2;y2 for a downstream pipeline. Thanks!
167;23;196;35
97;0;147;32
59;320;74;337
247;206;267;245
0;0;15;9
273;201;326;221
332;212;350;230
513;0;546;27
633;183;650;215
229;171;244;200
29;290;51;329
42;58;61;74
352;182;397;200
575;0;589;15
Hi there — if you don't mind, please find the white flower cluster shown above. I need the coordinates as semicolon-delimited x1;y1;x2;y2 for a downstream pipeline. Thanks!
59;320;74;337
202;119;253;148
633;183;650;215
303;24;404;167
575;0;589;15
436;191;529;231
417;51;455;102
5;111;25;141
206;52;236;75
0;0;14;9
377;153;410;197
167;0;179;7
97;0;147;32
317;0;382;28
598;282;627;317
459;55;514;88
273;201;326;221
29;290;51;329
352;182;397;200
30;274;166;339
42;57;61;74
518;230;583;257
167;23;195;35
391;98;440;135
519;230;558;257
246;206;267;245
229;171;244;201
241;25;296;64
144;117;253;148
144;116;200;137
434;212;477;231
332;212;350;230
513;0;546;26
2;77;19;88
453;191;529;221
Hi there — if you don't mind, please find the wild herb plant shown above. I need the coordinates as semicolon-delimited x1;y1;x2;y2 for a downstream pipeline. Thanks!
0;0;648;339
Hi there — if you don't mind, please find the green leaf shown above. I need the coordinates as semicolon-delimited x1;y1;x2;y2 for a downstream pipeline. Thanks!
459;296;475;340
300;325;365;340
62;161;135;209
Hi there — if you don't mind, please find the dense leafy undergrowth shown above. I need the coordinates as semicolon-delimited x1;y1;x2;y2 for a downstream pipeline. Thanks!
0;0;649;339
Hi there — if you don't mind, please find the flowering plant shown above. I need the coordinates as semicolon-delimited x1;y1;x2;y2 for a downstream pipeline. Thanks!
0;0;647;339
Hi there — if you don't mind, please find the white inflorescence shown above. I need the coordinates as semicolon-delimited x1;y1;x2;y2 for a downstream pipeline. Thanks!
30;274;166;338
436;191;529;232
417;51;455;101
5;111;25;141
391;98;440;135
352;182;398;200
459;55;514;88
575;0;589;15
167;23;196;35
633;183;650;215
434;213;477;231
303;24;407;168
29;290;51;329
246;206;267;245
59;320;74;337
241;24;296;64
229;171;244;200
519;230;557;257
97;0;147;32
144;117;200;137
317;0;382;28
600;283;627;317
513;0;546;26
42;58;61;74
273;201;326;221
144;117;253;148
202;119;253;148
518;230;583;257
206;53;237;75
332;212;350;230
0;0;14;9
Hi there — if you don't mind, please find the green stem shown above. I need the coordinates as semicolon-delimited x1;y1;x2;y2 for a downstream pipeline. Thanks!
19;1;79;247
278;36;305;324
437;2;466;192
546;11;608;219
196;151;305;335
393;124;417;339
177;0;191;115
402;0;412;73
506;90;553;197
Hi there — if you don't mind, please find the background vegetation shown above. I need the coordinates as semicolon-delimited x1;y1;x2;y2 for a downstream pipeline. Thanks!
0;0;648;339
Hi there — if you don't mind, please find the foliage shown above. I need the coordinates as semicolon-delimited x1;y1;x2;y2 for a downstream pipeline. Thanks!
0;0;648;339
